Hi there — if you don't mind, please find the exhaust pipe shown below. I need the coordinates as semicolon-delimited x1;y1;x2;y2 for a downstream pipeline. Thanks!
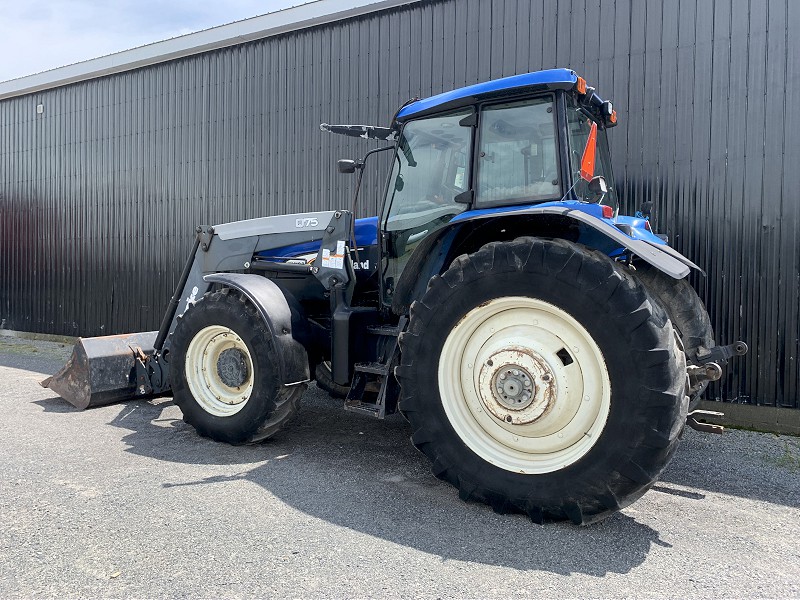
41;331;158;409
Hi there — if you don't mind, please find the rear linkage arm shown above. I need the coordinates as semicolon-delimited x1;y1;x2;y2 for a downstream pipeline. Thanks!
685;341;748;435
686;340;749;390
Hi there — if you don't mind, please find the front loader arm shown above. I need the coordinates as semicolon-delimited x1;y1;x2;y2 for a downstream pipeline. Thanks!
43;211;354;409
160;210;349;351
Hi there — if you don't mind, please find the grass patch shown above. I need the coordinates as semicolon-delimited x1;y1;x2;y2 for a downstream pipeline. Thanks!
0;338;72;360
773;439;800;472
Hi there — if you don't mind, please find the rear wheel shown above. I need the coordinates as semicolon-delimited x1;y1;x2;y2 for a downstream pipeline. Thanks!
633;264;714;404
170;288;302;444
397;238;687;524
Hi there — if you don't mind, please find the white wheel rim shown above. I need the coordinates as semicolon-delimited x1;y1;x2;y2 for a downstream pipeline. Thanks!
185;325;254;417
437;296;611;474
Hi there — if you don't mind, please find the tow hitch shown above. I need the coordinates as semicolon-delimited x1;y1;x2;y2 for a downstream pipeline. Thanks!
687;362;723;387
687;340;748;389
684;341;748;434
686;409;725;434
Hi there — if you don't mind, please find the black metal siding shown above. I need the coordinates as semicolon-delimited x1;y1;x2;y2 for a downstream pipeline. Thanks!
1;0;797;407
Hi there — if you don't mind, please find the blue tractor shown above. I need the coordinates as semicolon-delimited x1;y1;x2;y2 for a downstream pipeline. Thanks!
44;69;746;524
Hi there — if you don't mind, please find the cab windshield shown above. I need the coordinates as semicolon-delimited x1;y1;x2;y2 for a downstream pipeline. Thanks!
566;96;618;207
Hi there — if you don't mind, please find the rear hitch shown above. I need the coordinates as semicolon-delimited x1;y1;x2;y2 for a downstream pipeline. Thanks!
693;341;748;365
687;362;723;388
683;341;748;435
686;409;725;434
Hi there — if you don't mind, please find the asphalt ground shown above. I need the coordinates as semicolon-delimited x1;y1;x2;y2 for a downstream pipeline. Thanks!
0;336;798;599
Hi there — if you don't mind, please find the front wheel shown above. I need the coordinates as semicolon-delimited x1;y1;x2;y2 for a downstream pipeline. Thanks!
170;288;303;444
397;238;687;524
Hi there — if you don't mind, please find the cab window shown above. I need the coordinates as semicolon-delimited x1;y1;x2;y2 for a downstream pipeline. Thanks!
566;97;618;206
382;109;472;300
475;97;561;205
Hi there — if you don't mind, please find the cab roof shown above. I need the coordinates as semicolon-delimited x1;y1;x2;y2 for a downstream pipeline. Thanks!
395;68;579;122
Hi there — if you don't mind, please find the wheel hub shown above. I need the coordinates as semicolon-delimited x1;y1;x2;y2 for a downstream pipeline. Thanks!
185;325;254;416
216;347;249;388
491;365;534;409
478;348;557;425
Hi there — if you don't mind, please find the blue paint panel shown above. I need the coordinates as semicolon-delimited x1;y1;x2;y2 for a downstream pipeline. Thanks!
450;201;667;252
450;199;604;222
258;216;379;259
396;68;578;120
258;240;323;259
614;214;666;245
351;216;379;246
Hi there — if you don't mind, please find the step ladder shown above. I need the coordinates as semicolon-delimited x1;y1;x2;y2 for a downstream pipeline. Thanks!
344;318;407;419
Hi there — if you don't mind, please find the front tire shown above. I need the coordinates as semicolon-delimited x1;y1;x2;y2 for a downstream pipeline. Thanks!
170;288;303;444
397;238;687;524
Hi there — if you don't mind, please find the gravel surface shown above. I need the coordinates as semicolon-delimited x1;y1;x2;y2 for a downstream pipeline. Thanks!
1;336;798;598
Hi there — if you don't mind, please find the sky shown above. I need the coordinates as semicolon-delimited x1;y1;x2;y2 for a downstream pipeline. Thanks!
0;0;316;82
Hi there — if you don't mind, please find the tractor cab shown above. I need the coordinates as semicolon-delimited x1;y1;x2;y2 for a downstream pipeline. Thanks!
324;69;622;309
378;69;618;303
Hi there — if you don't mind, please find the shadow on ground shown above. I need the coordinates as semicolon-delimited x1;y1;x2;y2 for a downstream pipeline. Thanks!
34;389;669;576
28;353;799;576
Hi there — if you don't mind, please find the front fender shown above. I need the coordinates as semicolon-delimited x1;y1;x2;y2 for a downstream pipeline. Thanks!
203;273;310;385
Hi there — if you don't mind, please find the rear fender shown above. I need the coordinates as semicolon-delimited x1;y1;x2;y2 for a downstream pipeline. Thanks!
391;207;702;314
203;273;310;385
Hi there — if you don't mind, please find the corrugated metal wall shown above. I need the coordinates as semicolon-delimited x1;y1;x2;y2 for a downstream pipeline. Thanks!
1;0;798;407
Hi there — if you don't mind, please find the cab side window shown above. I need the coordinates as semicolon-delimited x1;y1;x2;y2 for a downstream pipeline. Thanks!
476;97;561;205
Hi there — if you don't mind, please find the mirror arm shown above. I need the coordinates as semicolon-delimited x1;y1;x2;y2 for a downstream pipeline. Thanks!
347;144;396;265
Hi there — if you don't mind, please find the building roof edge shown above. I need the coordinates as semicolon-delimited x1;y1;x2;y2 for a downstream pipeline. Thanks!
0;0;419;101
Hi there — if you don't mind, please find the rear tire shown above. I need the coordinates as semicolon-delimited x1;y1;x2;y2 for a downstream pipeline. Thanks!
170;288;303;444
397;238;687;524
633;264;714;404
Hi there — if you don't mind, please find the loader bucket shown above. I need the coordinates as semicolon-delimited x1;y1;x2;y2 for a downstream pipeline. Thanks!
41;331;158;410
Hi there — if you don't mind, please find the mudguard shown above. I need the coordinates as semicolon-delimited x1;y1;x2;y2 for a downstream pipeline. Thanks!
203;273;310;385
467;206;702;279
392;205;702;315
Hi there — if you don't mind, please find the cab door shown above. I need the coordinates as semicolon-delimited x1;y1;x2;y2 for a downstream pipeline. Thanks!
380;109;474;304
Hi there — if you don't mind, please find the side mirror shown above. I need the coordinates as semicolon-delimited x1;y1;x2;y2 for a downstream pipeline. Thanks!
337;159;358;174
588;175;608;199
